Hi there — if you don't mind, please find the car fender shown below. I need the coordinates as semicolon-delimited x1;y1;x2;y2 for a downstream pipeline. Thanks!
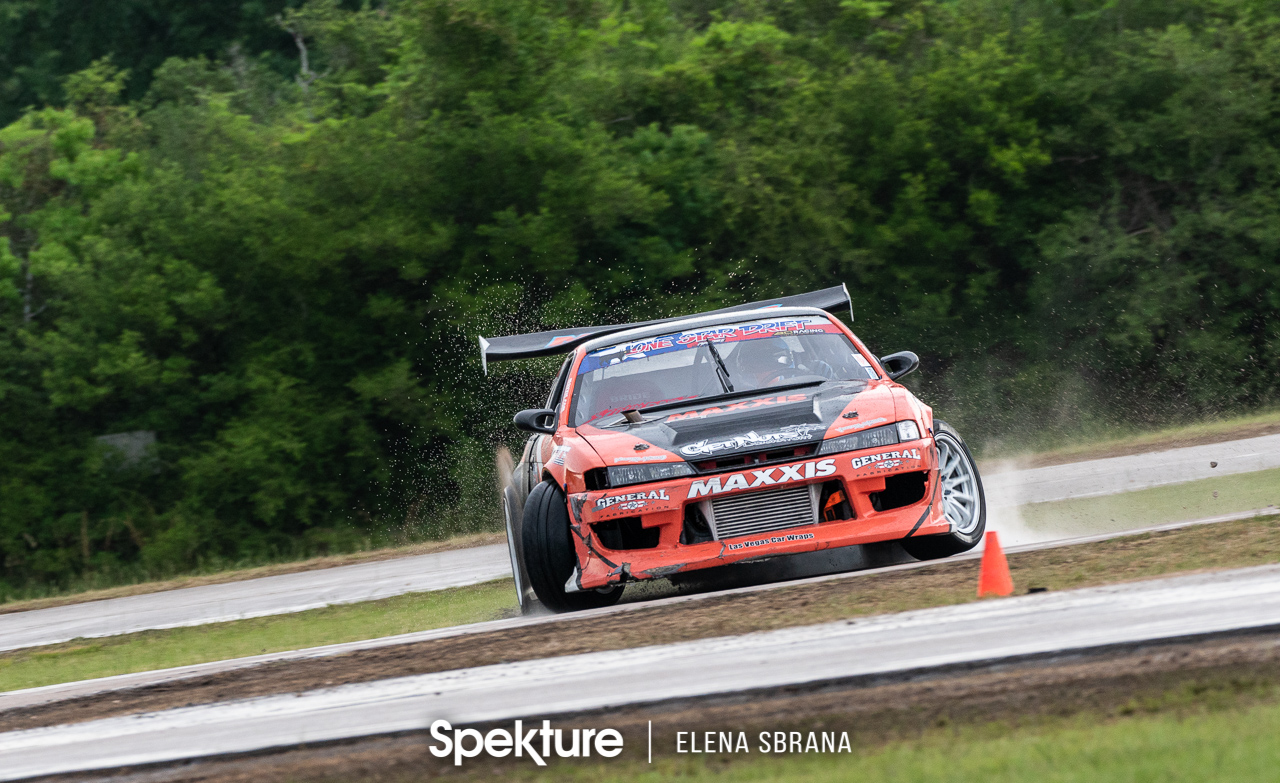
539;429;605;493
890;385;933;433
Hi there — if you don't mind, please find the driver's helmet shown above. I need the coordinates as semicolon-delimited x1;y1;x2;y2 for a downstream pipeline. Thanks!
731;337;793;387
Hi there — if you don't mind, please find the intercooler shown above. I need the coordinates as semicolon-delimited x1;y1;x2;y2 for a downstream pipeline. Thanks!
703;484;820;541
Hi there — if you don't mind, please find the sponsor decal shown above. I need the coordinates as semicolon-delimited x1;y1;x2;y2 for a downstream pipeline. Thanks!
672;326;739;345
725;531;815;551
623;337;674;359
577;316;845;375
688;458;836;498
595;489;670;511
665;394;808;423
832;416;888;434
429;719;622;767
850;448;921;470
674;320;829;346
544;333;592;349
588;390;655;414
679;424;823;458
549;444;570;466
613;455;668;463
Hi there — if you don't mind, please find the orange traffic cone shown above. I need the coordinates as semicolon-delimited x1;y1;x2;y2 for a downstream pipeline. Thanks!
977;531;1014;597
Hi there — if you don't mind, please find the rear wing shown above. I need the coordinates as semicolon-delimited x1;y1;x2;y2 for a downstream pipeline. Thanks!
478;284;852;373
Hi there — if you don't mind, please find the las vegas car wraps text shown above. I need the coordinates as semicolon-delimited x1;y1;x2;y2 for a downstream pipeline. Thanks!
428;720;851;765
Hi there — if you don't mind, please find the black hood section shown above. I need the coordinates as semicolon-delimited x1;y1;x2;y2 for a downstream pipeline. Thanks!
603;380;873;461
663;400;818;439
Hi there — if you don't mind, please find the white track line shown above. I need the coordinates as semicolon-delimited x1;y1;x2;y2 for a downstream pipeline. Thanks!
3;505;1275;714
6;563;1280;780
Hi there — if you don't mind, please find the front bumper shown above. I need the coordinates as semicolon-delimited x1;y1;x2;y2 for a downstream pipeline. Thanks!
567;437;949;591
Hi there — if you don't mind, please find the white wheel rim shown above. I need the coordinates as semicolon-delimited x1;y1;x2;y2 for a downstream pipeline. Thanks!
937;434;981;535
504;496;526;603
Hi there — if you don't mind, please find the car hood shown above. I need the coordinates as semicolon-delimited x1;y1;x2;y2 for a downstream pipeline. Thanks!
577;380;901;463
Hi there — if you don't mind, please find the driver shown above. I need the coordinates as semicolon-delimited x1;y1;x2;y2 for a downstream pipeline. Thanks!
730;337;796;388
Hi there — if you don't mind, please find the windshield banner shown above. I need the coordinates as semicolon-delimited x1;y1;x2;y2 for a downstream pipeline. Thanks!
577;316;843;375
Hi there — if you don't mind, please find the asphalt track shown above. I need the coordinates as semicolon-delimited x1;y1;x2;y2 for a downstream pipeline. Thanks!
6;562;1280;780
3;433;1276;654
982;431;1280;507
0;544;510;653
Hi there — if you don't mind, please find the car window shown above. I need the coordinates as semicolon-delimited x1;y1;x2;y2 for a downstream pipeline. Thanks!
569;315;876;426
545;356;572;410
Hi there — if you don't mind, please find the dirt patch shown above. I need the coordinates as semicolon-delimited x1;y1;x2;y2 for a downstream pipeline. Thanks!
50;630;1280;783
0;533;504;616
6;516;1280;735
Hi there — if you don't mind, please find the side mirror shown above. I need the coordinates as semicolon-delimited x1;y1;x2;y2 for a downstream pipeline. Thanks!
514;408;558;434
879;351;920;381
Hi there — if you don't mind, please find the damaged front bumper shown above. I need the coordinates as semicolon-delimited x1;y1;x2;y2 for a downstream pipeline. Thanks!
565;437;949;592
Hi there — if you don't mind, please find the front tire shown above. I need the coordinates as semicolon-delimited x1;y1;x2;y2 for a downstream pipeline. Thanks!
503;486;534;614
521;480;623;613
901;420;986;561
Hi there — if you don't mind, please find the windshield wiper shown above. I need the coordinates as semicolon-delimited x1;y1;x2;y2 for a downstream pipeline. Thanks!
601;378;830;426
644;378;826;413
704;340;734;393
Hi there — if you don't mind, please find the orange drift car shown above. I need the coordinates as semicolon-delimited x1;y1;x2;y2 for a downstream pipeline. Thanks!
482;286;986;613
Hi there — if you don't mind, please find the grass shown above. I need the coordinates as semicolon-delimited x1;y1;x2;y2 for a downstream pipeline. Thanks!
1002;515;1280;593
1021;467;1280;536
523;698;1280;782
0;578;517;693
0;532;504;615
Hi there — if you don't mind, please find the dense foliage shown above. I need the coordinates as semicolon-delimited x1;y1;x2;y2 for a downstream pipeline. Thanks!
1;0;1277;593
0;0;361;126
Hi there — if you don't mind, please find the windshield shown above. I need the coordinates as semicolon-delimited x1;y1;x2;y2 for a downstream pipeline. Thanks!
570;315;877;426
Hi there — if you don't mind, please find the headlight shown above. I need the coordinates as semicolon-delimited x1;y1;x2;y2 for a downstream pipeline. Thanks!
818;423;899;455
607;461;695;487
897;420;921;441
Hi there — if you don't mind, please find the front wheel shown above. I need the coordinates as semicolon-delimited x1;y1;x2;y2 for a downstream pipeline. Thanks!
503;486;534;614
901;420;986;561
521;480;623;613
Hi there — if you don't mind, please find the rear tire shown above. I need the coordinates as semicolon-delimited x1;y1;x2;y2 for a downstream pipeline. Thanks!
901;420;986;561
522;480;623;613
